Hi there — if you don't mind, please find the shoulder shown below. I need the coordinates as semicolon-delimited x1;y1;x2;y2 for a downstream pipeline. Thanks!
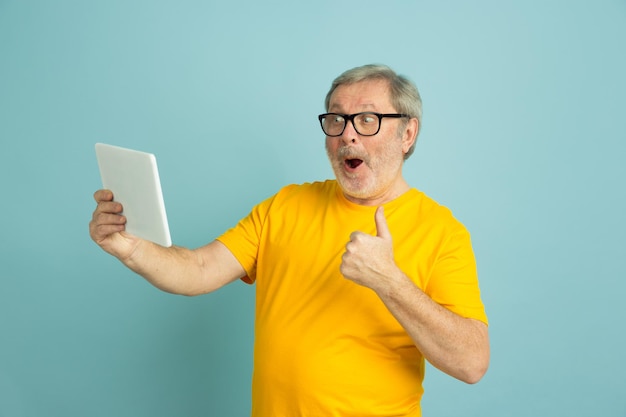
401;188;469;235
271;180;338;205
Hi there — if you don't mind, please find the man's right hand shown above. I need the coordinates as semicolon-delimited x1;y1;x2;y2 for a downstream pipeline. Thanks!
89;189;141;261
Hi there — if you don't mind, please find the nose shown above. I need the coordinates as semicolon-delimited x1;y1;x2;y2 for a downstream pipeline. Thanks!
340;119;359;145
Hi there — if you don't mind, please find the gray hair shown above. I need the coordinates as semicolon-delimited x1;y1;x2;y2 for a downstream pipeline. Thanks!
324;64;422;160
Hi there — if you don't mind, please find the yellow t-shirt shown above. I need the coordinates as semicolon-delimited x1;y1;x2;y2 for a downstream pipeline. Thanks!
217;180;487;417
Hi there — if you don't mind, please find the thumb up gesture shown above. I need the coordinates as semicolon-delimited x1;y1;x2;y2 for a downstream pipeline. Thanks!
340;207;400;292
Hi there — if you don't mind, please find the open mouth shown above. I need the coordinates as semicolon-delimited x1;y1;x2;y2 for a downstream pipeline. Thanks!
345;158;363;169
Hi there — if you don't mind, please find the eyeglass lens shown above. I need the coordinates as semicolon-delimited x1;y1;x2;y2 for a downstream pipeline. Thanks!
321;113;380;136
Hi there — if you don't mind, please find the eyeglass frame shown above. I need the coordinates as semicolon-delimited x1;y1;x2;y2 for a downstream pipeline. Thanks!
318;112;411;137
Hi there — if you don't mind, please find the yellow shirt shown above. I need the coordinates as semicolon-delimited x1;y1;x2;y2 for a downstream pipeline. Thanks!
218;180;487;417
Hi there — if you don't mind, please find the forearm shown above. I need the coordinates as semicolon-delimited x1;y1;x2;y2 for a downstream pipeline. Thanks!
121;239;207;296
375;271;490;384
118;239;244;296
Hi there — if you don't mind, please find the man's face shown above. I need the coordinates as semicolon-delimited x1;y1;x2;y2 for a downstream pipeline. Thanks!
325;79;415;205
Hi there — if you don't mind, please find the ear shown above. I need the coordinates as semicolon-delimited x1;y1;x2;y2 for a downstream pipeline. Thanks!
401;117;419;155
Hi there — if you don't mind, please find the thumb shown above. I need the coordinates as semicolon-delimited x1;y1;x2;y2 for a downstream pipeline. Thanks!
375;206;392;241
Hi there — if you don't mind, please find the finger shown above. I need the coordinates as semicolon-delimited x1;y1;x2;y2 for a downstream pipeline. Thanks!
93;189;114;203
91;222;125;238
89;214;125;241
375;206;391;240
94;211;127;225
96;200;124;215
348;231;362;242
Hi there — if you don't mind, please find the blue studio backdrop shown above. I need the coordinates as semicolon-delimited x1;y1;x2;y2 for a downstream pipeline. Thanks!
1;1;625;416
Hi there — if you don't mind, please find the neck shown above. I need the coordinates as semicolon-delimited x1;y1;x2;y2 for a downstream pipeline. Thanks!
341;178;411;206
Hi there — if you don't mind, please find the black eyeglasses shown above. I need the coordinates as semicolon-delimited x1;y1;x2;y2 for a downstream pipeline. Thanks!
318;112;410;137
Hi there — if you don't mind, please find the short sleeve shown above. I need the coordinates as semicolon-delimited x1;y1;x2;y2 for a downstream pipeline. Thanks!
424;228;488;325
216;193;276;284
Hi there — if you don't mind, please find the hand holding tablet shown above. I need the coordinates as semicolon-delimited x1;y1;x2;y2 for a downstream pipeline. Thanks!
95;143;172;247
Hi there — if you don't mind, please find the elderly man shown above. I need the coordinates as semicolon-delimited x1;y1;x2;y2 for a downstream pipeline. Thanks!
90;64;489;416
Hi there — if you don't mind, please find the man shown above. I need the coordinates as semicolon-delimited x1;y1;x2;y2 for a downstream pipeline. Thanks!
90;64;489;416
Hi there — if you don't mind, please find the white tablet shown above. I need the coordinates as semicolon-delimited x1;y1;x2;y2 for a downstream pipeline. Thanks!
95;143;172;247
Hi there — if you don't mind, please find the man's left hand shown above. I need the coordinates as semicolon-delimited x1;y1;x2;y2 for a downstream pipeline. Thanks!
340;206;401;291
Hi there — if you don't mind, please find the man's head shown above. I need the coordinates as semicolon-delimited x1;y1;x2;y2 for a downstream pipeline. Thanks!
324;64;422;160
322;65;421;206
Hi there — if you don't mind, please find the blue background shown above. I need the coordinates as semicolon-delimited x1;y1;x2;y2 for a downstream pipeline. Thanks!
1;1;625;416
